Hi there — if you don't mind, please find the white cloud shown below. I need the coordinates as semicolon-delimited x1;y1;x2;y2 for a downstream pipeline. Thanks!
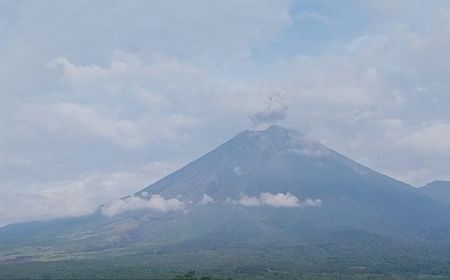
17;102;147;148
101;194;184;217
0;161;179;225
200;194;215;205
16;101;197;149
47;52;201;89
0;172;138;224
259;192;300;207
47;57;112;86
399;123;450;156
232;192;322;208
374;120;450;158
301;198;323;207
237;194;262;206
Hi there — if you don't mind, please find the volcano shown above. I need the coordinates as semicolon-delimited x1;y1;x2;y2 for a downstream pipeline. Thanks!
1;126;450;275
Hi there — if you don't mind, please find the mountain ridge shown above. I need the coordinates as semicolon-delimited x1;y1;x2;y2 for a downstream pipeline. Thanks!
136;125;414;202
418;180;450;206
1;125;450;265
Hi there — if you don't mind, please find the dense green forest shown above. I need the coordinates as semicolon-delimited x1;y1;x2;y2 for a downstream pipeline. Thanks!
0;248;449;280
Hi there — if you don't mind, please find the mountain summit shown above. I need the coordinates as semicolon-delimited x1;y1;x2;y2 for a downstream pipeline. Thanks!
136;125;337;202
1;126;450;262
95;125;449;247
136;125;394;201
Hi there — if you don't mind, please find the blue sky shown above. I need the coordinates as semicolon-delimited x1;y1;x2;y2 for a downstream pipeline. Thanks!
1;0;450;225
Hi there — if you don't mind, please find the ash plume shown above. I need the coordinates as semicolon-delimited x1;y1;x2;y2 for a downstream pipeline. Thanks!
249;92;288;129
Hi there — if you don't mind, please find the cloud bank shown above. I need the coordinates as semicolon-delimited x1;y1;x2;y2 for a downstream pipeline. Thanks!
232;192;322;208
101;194;184;217
0;164;178;226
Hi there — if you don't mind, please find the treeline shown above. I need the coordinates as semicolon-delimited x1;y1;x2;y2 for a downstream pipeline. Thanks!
173;271;232;280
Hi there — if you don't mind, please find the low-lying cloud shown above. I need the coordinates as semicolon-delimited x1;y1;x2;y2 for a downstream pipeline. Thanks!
200;194;215;204
232;192;321;208
259;192;301;207
101;194;184;217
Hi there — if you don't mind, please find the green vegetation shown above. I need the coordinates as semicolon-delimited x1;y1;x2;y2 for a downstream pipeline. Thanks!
172;271;231;280
0;247;449;280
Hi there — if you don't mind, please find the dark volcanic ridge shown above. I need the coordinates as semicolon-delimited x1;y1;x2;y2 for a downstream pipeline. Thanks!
1;125;450;263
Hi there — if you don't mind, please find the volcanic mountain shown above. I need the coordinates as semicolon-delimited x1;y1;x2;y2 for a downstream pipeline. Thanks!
1;125;450;263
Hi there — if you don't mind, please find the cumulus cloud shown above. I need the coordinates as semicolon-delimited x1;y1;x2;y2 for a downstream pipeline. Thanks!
237;194;262;206
101;194;184;217
259;192;300;207
301;198;323;207
232;192;321;208
200;194;215;204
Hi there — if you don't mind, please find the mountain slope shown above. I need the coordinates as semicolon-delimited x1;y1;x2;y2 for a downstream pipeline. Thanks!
1;125;450;263
130;125;447;238
139;125;409;200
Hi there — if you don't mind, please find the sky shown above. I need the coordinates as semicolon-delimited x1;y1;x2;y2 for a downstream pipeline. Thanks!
1;0;450;226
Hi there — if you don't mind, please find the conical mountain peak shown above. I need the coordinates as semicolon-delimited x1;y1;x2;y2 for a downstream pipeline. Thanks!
244;124;299;137
138;125;397;202
3;125;449;268
121;125;439;243
231;125;329;156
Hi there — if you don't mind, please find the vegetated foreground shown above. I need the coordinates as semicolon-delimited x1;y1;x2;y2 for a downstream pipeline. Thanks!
0;245;449;280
